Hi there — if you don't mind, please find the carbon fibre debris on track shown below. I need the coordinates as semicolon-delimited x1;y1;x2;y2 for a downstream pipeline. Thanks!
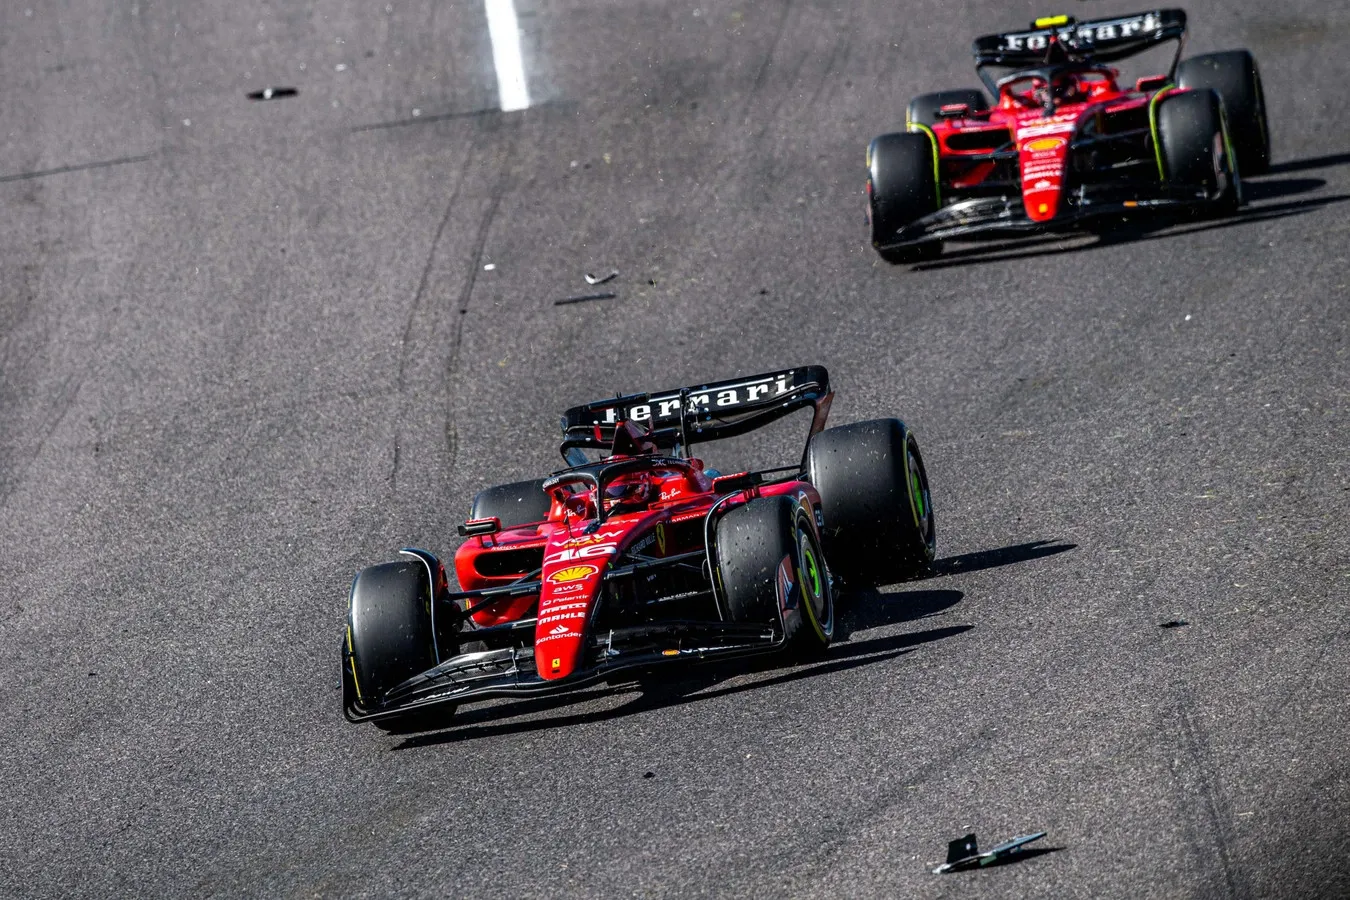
555;292;617;306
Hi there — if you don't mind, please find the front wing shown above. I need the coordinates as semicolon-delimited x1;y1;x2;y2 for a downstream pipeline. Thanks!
877;181;1222;249
343;618;781;724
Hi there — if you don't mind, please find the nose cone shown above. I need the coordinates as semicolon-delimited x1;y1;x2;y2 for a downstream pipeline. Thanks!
535;524;629;680
1017;132;1071;223
535;563;601;679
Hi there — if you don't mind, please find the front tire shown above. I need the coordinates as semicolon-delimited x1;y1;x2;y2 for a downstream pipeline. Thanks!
346;559;455;731
1157;89;1240;215
804;419;936;586
715;495;834;656
867;132;941;264
1177;50;1269;175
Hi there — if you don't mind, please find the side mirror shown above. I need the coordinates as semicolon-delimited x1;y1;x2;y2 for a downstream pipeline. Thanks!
1135;74;1169;93
937;103;971;119
457;517;501;537
712;471;765;494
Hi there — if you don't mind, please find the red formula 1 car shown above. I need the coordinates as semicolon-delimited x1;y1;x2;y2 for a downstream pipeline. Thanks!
342;366;936;731
866;9;1270;263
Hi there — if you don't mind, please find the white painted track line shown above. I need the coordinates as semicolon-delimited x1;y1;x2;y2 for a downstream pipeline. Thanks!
484;0;530;111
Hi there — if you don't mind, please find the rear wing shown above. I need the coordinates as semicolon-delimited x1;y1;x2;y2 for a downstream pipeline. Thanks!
972;9;1187;88
560;365;832;456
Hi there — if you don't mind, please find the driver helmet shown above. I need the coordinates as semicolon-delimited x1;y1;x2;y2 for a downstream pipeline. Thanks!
1036;73;1084;108
602;472;654;512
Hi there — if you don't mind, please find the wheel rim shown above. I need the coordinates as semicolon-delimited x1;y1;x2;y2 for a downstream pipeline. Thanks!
796;524;832;641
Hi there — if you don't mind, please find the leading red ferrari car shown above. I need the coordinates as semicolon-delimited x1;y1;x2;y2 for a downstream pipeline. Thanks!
342;366;936;731
866;9;1270;263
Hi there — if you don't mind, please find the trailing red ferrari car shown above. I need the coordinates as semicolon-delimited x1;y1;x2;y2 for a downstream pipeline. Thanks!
342;366;936;731
866;9;1270;263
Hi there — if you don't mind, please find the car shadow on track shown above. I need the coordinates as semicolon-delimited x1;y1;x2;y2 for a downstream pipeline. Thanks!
833;539;1074;637
907;165;1348;272
836;588;964;639
392;623;973;748
391;539;1072;746
927;539;1077;579
1264;150;1350;175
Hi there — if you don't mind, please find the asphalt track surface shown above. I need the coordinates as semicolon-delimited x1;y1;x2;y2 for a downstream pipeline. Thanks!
1;1;1347;897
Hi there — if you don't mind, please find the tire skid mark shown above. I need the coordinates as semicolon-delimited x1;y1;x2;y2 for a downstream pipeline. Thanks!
803;19;854;115
443;166;509;473
0;153;156;185
389;118;513;493
760;50;814;127
0;373;84;509
1164;687;1247;900
748;0;797;108
124;0;176;165
659;0;813;287
1144;576;1252;900
0;208;107;511
395;149;476;395
390;131;483;490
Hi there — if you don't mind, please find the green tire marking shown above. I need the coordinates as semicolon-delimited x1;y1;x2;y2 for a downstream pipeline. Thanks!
346;625;364;705
1148;85;1176;181
911;466;925;518
905;120;942;208
1216;101;1241;203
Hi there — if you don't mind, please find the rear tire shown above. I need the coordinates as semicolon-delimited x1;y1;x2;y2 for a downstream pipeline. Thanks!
867;132;941;264
1177;50;1269;176
470;477;551;527
346;559;455;731
1157;89;1240;215
715;495;834;656
906;89;989;128
804;419;936;586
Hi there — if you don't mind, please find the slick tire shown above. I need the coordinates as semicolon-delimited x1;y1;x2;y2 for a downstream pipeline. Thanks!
1156;89;1240;216
804;418;936;586
345;559;454;731
470;477;551;527
715;494;834;656
906;88;989;128
1177;50;1269;175
867;132;941;264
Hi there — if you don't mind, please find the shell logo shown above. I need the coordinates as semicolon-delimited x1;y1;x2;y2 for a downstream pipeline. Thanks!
1023;136;1066;152
548;564;599;584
